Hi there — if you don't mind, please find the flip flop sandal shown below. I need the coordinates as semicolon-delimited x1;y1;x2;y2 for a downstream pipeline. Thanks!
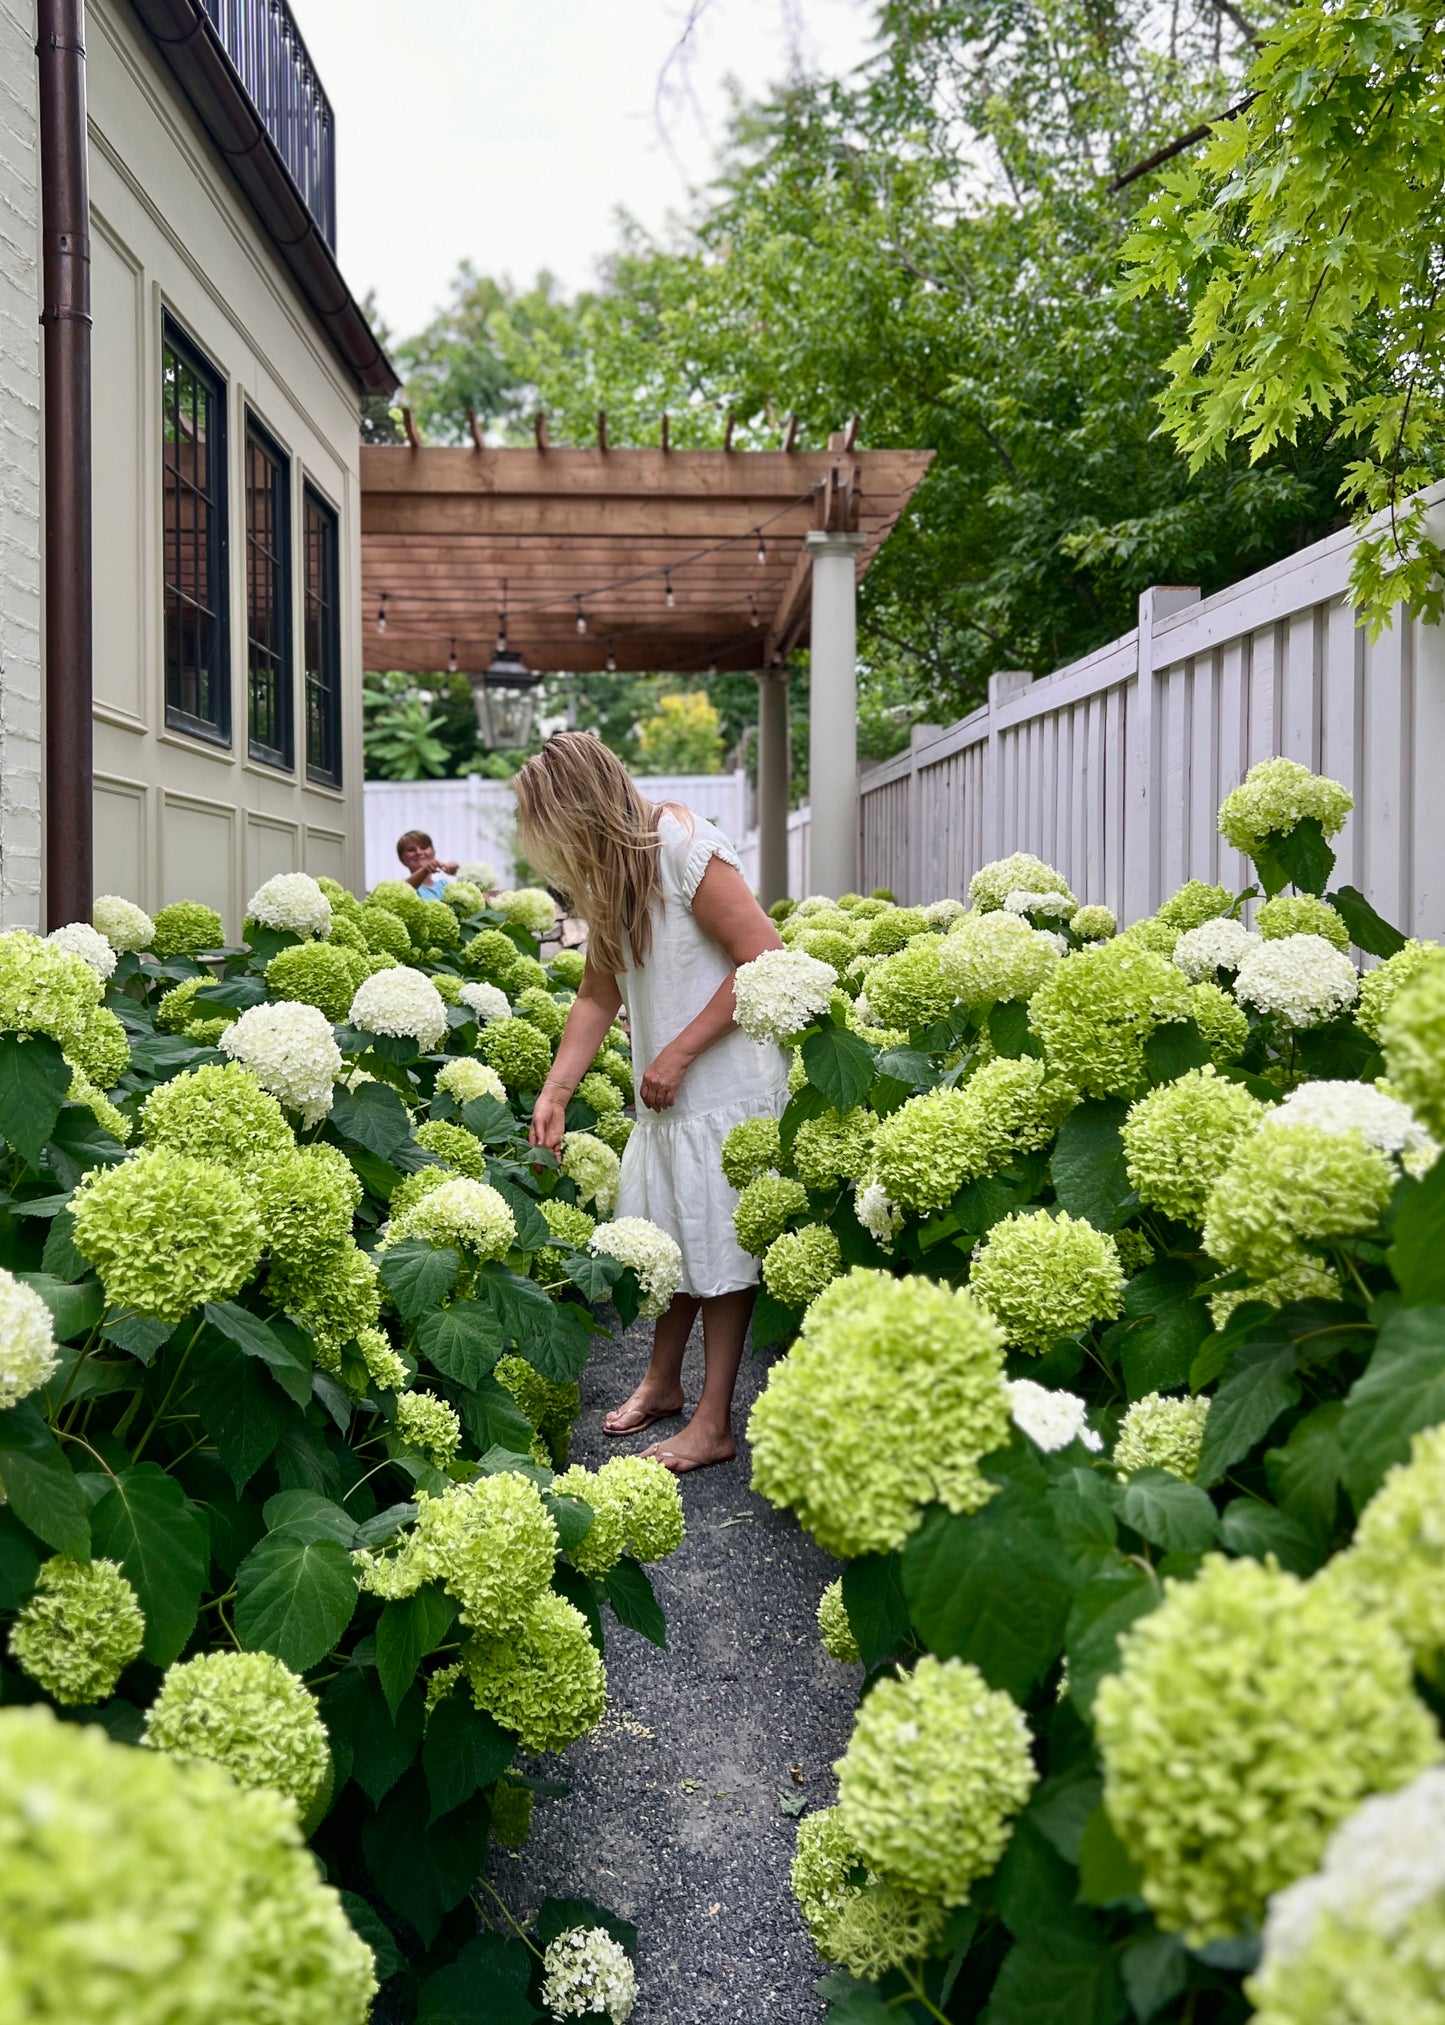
602;1403;683;1437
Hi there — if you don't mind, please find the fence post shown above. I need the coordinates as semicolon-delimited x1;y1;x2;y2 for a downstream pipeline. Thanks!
1126;588;1200;922
982;671;1032;865
905;723;941;904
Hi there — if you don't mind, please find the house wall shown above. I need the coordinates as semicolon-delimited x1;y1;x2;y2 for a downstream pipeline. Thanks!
0;0;43;930
85;0;365;933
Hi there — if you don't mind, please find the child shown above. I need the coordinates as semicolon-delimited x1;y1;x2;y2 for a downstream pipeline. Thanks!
396;830;458;901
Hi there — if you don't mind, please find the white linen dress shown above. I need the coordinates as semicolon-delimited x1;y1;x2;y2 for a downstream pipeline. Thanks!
613;809;790;1298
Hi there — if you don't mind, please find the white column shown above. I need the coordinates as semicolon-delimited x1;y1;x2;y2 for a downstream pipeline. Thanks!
754;672;790;908
806;531;866;898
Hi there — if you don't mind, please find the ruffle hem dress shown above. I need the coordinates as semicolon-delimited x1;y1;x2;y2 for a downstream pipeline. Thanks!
614;810;790;1298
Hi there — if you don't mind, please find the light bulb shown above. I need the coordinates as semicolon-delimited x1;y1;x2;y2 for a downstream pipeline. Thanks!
575;601;587;636
755;530;767;565
749;598;759;627
447;640;458;674
664;571;675;610
606;640;617;673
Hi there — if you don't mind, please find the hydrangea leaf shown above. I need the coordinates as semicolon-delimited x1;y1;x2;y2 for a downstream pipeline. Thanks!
99;1309;179;1364
0;1032;70;1168
487;1175;551;1251
416;1299;505;1388
1115;1470;1219;1556
1217;1496;1324;1575
15;1271;103;1346
362;1773;491;1943
261;1489;358;1547
191;1331;294;1490
1028;1763;1104;1867
474;1269;592;1384
988;1813;1080;1940
802;1024;877;1113
1065;1563;1158;1715
816;1982;894;2025
0;1506;41;1609
564;1251;625;1304
779;1082;831;1159
329;1081;413;1159
191;975;268;1009
1076;1805;1143;1907
1049;1100;1134;1233
374;1587;458;1715
1141;1019;1212;1087
534;1896;638;1954
543;1493;596;1556
988;1000;1037;1059
1339;1305;1445;1509
1252;816;1335;899
1264;1401;1345;1536
552;1561;605;1654
1119;1933;1189;2025
235;1528;358;1672
603;1556;667;1647
40;1209;87;1284
751;1285;802;1349
338;1893;405;1984
459;1372;537;1458
1047;1467;1118;1583
1106;1260;1211;1401
322;1664;424;1801
423;1694;515;1823
416;1933;539;2025
202;1302;312;1406
377;1240;462;1324
90;1463;208;1666
840;1550;911;1668
0;1405;90;1557
981;1921;1128;2025
1326;884;1406;958
1194;1339;1301;1488
1388;1158;1445;1306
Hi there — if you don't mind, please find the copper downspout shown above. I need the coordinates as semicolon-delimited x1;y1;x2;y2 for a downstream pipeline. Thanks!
37;0;93;928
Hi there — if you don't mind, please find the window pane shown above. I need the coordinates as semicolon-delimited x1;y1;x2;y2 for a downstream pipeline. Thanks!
162;320;228;742
303;488;340;786
246;421;292;768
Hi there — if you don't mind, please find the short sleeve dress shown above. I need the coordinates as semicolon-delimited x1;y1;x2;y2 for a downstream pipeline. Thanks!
613;809;790;1299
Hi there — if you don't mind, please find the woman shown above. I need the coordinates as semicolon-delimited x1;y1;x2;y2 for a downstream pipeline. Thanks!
516;733;788;1474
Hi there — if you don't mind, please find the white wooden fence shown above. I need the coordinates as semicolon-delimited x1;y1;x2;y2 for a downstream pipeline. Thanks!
854;497;1445;934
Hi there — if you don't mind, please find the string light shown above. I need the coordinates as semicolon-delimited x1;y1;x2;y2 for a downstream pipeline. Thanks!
749;597;760;628
497;578;509;654
755;528;767;565
575;598;587;635
664;570;675;610
448;638;458;674
605;639;617;673
376;591;388;634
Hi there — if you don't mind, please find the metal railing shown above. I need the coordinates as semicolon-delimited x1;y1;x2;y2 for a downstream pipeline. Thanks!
200;0;336;245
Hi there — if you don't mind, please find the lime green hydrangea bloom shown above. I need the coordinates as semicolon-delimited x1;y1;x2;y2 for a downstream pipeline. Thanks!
434;1056;508;1107
1113;1391;1211;1480
157;975;226;1034
465;926;523;984
0;930;103;1071
515;985;565;1042
1157;881;1233;931
0;1706;376;2025
588;1454;686;1561
797;928;858;971
1028;941;1195;1098
1070;904;1117;940
1380;949;1445;1140
1191;978;1250;1063
549;1464;628;1576
1319;1422;1445;1679
966;1053;1077;1163
269;1241;380;1361
358;904;411;959
353;1473;557;1634
151;900;225;960
792;1109;876;1191
415;897;459;948
871;1087;992;1214
561;1132;621;1216
256;1146;359;1275
506;954;549;993
968;1209;1124;1352
357;1326;409;1393
1094;1553;1440;1941
548;949;586;989
67;1069;132;1144
540;1199;597;1248
315;876;361;918
140;1062;295;1170
9;1555;144;1704
462;1591;606;1753
489;1781;535;1849
1356;938;1442;1042
414;1118;488;1180
72;1149;265;1320
593;1047;633;1098
144;1651;329;1814
495;1354;580;1467
1122;1065;1267;1224
1113;1228;1155;1274
748;1269;1010;1557
1208;1255;1343;1329
863;907;929;956
1218;758;1353;858
576;1070;622;1116
395;1389;462;1465
818;1579;860;1664
382;1176;517;1262
939;910;1061;1006
1203;1122;1394;1280
733;1174;809;1255
328;917;367;958
443;878;486;916
491;887;556;937
1257;894;1350;951
1118;916;1180;957
836;1655;1037;1906
93;894;155;951
969;853;1074;914
720;1115;782;1189
763;1223;844;1309
593;1110;634;1155
366;881;430;937
791;1806;949;1980
478;1016;554;1094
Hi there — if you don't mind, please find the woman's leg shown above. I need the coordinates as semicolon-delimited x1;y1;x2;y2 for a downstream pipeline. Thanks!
644;1286;755;1472
602;1291;697;1433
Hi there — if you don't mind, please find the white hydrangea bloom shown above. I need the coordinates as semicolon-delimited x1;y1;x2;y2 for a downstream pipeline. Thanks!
456;861;498;889
1263;1079;1437;1177
245;872;332;940
1007;1377;1102;1454
0;1267;61;1408
969;852;1074;914
93;894;154;952
383;1176;517;1259
48;921;118;982
793;895;841;917
349;966;449;1050
219;1001;342;1126
733;948;837;1044
542;1927;638;2023
435;1056;507;1105
1232;934;1359;1028
589;1217;684;1319
854;1178;903;1250
1039;930;1069;958
1003;888;1073;919
1261;1767;1445;1965
1173;917;1259;981
491;888;556;937
458;981;512;1025
922;898;967;925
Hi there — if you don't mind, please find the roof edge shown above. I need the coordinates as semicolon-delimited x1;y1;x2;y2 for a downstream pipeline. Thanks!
126;0;400;398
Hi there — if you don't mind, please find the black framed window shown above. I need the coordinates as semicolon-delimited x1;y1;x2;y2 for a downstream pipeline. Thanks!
245;416;293;767
162;318;229;741
303;486;342;787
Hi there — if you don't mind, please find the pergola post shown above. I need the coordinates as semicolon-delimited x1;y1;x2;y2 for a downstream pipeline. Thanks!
754;671;790;908
805;531;866;899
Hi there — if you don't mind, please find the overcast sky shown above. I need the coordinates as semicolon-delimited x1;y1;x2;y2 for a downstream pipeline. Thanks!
295;0;878;342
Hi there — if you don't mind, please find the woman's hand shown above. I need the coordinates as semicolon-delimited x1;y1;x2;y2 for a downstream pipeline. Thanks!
530;1086;569;1152
639;1043;691;1112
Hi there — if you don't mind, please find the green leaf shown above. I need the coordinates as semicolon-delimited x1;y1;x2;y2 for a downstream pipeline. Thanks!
261;1490;358;1547
1389;1161;1445;1305
981;1922;1128;2025
1340;1306;1445;1508
1120;1932;1188;2024
903;1454;1076;1698
459;1372;537;1457
460;1094;520;1144
423;1693;514;1821
1047;1467;1118;1581
376;1587;460;1715
338;1893;405;1984
1116;1470;1218;1554
1029;1763;1103;1866
544;1493;596;1555
0;1032;70;1167
1066;1564;1158;1715
417;1933;540;2024
1218;1496;1324;1574
101;1309;177;1364
841;1551;911;1668
1050;1100;1133;1232
779;1081;830;1158
1195;1338;1300;1487
534;1895;637;1954
802;1023;876;1112
1110;1260;1210;1400
191;1331;294;1490
41;1209;88;1283
90;1463;209;1665
603;1556;667;1646
1077;1805;1143;1906
817;1977;894;2024
15;1271;104;1345
564;1251;624;1303
751;1285;801;1348
489;1175;551;1251
323;1665;424;1802
474;1269;592;1383
193;974;269;1009
416;1299;504;1387
874;1045;935;1086
0;1505;41;1608
1327;885;1406;958
1264;1401;1345;1535
361;1773;491;1944
1253;816;1335;898
376;1241;462;1324
1142;1018;1212;1085
988;999;1035;1058
202;1302;312;1405
0;1408;89;1557
235;1530;358;1672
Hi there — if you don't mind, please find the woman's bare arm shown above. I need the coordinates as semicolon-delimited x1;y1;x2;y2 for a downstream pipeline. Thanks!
637;858;783;1111
529;955;623;1151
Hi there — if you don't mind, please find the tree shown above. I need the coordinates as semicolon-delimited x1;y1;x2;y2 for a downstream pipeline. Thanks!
396;267;581;445
361;673;452;780
636;691;725;773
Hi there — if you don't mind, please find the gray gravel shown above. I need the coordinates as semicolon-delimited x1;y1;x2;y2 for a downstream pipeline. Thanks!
485;1312;861;2020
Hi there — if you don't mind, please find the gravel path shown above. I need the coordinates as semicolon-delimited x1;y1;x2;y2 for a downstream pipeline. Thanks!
486;1312;861;2021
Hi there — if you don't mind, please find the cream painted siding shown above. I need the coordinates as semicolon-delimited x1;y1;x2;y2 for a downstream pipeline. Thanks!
87;0;363;934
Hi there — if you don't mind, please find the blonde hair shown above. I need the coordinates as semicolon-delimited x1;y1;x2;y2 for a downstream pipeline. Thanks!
512;734;665;975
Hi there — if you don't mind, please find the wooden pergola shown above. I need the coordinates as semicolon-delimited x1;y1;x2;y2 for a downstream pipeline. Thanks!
359;426;934;898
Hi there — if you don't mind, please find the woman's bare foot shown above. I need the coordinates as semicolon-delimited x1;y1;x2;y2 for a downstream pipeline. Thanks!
603;1386;685;1436
642;1420;737;1474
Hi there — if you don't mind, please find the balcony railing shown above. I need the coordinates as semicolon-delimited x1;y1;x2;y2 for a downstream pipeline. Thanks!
200;0;336;247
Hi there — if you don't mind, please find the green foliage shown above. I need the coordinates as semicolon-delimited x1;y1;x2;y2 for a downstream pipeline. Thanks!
636;690;725;775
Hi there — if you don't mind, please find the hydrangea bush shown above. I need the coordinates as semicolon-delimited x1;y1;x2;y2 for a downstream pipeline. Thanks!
729;763;1445;2023
0;865;655;2010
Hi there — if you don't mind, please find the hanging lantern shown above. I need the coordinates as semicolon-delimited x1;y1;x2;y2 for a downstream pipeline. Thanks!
471;643;542;751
